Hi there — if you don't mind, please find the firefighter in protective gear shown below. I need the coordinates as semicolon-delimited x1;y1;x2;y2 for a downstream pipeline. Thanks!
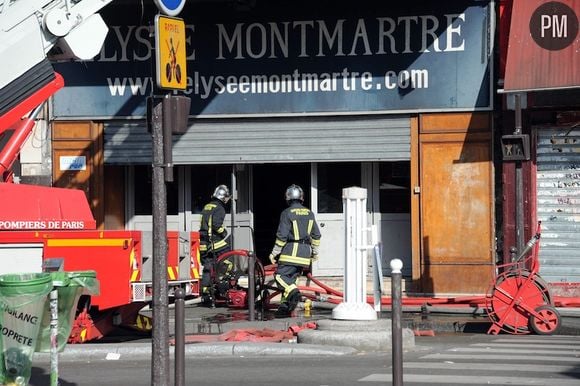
268;184;321;317
199;184;232;306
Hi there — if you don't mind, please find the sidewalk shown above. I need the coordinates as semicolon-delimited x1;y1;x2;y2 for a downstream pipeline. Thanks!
32;302;580;363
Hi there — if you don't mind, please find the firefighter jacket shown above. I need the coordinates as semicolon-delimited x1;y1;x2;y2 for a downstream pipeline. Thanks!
199;199;229;255
274;201;321;268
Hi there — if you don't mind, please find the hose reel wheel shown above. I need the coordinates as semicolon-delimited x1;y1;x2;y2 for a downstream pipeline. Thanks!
528;305;562;335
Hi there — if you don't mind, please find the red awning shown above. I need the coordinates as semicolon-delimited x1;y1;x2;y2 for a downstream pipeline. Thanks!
0;183;96;230
504;0;579;92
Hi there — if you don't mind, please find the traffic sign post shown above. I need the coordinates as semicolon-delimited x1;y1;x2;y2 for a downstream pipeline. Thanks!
150;5;188;386
149;95;170;386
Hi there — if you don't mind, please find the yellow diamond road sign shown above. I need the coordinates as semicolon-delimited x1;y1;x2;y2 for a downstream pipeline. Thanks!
155;15;187;90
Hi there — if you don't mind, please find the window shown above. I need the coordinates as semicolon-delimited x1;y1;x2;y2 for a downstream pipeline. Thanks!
379;162;410;213
317;163;361;213
134;165;178;215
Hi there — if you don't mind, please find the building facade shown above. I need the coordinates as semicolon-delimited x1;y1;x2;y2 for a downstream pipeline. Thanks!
499;0;580;296
19;0;498;295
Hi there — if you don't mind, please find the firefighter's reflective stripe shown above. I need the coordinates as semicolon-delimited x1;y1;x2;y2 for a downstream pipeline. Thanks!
222;259;234;276
291;220;299;256
211;239;228;250
274;202;321;267
278;254;311;266
207;215;228;250
278;219;310;266
167;266;177;280
208;215;213;238
201;201;229;253
275;274;298;301
309;217;320;249
46;238;129;247
135;314;152;331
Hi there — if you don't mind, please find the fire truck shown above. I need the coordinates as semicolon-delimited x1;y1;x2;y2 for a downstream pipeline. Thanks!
0;0;201;343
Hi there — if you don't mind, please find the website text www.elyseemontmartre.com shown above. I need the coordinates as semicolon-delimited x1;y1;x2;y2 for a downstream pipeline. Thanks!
106;67;429;99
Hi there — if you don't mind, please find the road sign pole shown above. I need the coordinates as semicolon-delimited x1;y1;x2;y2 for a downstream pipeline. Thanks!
149;6;187;384
150;97;170;386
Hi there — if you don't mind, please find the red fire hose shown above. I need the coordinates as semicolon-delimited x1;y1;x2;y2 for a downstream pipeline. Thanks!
263;264;580;311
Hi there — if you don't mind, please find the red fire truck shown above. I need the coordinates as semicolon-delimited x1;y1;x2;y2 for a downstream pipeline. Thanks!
0;0;201;343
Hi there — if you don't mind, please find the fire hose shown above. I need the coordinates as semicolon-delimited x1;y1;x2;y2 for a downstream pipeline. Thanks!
262;265;580;311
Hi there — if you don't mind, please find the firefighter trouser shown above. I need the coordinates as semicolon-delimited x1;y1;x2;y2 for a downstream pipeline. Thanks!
274;264;302;305
200;245;231;294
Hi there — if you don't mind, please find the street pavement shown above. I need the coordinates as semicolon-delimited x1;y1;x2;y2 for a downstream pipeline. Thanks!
32;299;580;364
360;333;580;385
29;333;580;386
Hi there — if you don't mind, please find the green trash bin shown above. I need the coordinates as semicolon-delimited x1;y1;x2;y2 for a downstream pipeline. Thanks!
36;271;99;353
68;270;99;297
0;272;53;386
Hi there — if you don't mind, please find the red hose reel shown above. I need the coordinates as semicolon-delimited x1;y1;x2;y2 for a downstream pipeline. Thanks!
486;222;562;335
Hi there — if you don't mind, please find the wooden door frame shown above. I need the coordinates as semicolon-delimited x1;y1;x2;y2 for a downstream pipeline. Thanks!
52;121;104;228
412;112;494;294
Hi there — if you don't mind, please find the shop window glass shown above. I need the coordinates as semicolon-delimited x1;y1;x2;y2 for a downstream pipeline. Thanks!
191;165;231;214
134;165;178;215
379;162;410;213
317;163;360;213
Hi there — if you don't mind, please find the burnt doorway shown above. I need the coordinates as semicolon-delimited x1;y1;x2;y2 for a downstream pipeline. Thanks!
252;163;310;264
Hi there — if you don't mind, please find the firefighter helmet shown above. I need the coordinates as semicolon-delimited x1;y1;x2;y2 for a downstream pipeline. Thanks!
285;184;304;204
213;184;231;203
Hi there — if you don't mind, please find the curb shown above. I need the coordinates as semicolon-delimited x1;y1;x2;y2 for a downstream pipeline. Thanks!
33;342;358;363
32;310;580;364
298;318;415;352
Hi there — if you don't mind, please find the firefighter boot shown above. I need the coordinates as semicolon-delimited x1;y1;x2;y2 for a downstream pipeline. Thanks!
202;294;216;308
275;303;291;318
287;289;301;313
201;288;215;308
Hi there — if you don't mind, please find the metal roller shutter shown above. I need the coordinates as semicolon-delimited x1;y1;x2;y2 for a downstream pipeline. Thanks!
104;115;410;164
536;127;580;284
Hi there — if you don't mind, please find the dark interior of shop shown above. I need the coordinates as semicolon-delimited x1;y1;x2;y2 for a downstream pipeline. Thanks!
252;163;310;263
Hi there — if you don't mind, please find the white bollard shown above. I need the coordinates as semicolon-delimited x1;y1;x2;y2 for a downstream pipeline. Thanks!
332;187;377;320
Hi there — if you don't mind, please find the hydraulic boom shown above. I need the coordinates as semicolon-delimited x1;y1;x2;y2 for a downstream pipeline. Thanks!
0;0;113;179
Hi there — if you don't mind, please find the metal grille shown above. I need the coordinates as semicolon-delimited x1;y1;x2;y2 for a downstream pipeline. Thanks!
103;115;411;165
132;283;147;302
536;126;580;284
